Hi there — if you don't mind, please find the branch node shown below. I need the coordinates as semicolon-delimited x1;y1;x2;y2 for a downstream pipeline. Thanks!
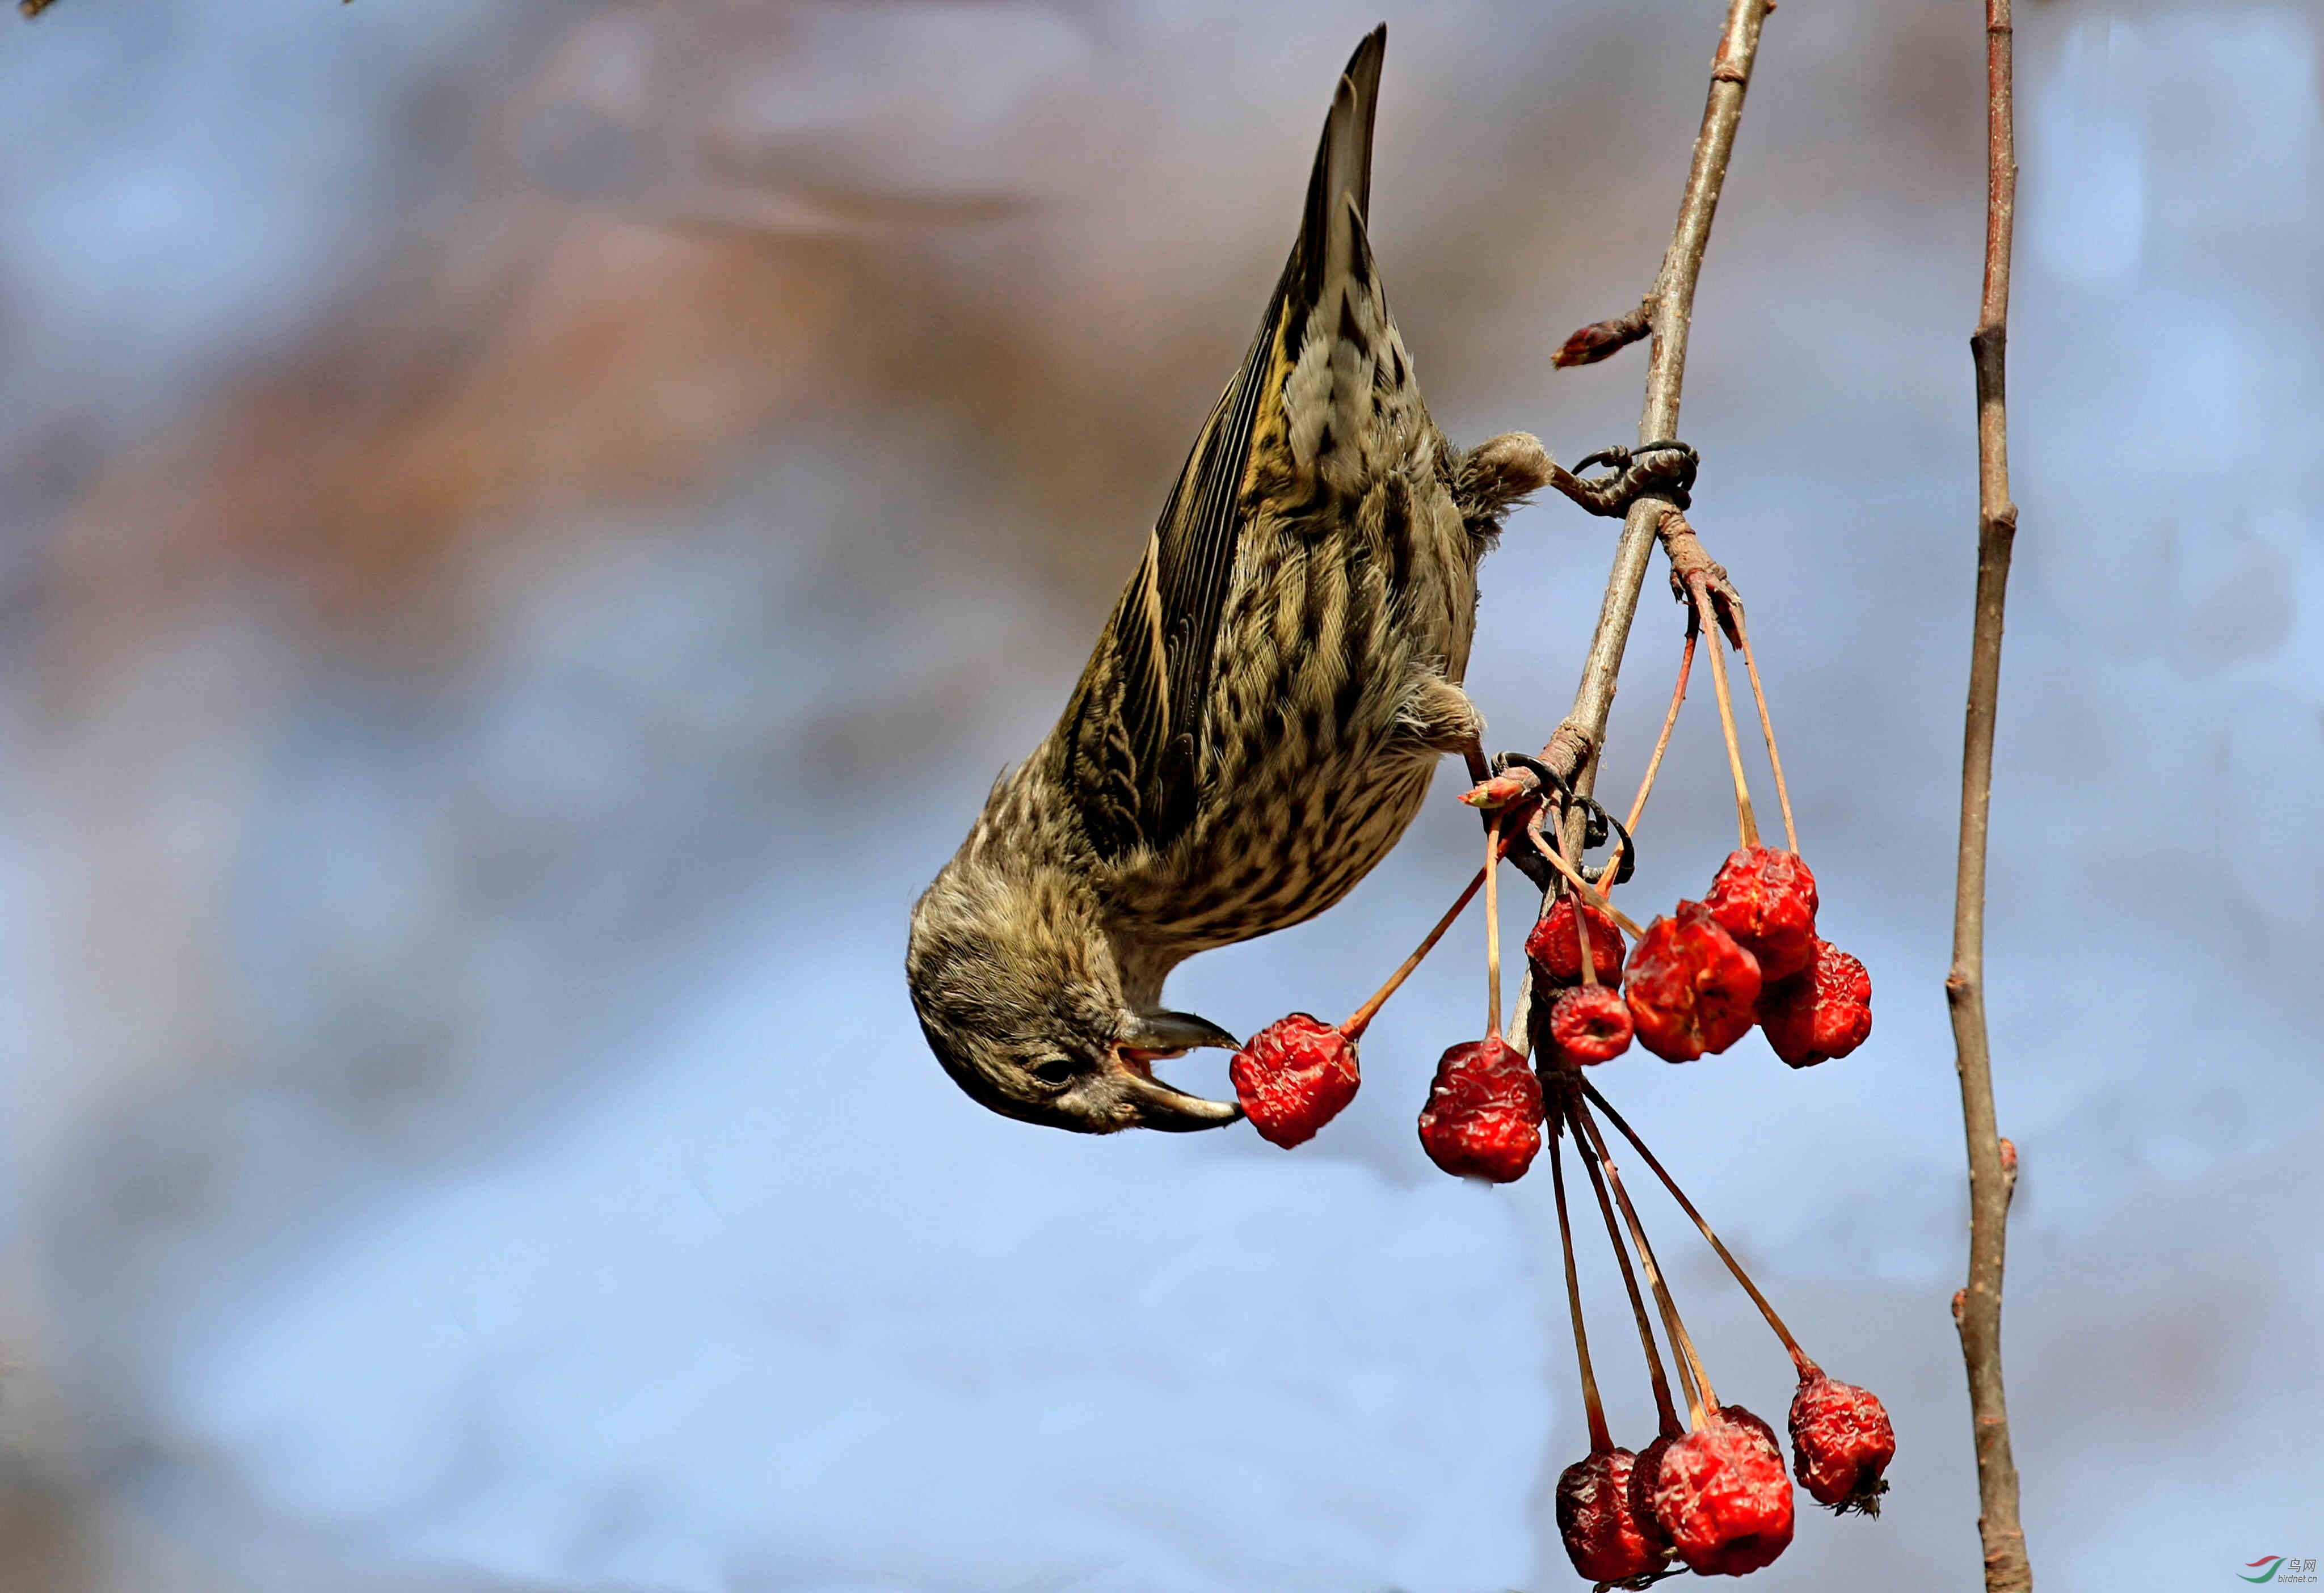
1553;298;1654;368
1658;509;1745;647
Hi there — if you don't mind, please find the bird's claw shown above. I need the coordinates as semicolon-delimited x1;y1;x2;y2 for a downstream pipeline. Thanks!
1555;439;1700;516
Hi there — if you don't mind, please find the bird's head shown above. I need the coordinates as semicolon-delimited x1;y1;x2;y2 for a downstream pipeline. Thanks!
907;847;1242;1134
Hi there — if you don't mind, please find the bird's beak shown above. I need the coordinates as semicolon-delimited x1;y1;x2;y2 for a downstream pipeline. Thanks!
1124;1010;1241;1054
1110;1010;1243;1132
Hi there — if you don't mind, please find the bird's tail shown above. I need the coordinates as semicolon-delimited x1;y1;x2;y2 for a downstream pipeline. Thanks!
1292;25;1386;311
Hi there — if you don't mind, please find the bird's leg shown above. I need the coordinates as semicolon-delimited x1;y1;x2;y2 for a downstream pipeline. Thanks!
1450;431;1556;536
1394;674;1486;756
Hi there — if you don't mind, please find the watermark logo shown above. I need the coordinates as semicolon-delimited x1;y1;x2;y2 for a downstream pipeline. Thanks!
2244;1557;2319;1584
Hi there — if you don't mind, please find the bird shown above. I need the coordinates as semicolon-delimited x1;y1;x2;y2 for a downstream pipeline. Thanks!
907;24;1554;1133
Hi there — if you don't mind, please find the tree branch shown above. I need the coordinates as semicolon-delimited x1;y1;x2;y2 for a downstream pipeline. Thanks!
1552;0;1770;794
1507;0;1773;1042
1949;1;2032;1588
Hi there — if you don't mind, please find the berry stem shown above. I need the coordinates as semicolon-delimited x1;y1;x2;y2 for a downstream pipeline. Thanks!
1689;580;1761;850
1571;1090;1684;1439
1570;1095;1717;1426
1551;1133;1615;1453
1734;620;1799;856
1580;1079;1814;1375
1484;821;1504;1041
1343;824;1512;1040
1559;818;1601;990
1525;813;1647;939
1622;617;1699;841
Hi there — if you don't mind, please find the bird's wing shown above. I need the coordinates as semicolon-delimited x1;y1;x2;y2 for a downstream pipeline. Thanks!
1062;26;1391;863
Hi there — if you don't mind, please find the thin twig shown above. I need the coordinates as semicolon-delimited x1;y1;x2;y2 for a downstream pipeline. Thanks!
1548;0;1771;790
1484;822;1504;1040
1689;577;1761;849
1530;837;1646;941
1623;620;1698;839
1509;0;1773;1051
1344;831;1503;1039
1573;1094;1684;1438
1551;1136;1614;1453
1735;623;1799;854
1572;1097;1716;1425
1580;1080;1811;1372
1560;816;1602;988
1950;2;2032;1588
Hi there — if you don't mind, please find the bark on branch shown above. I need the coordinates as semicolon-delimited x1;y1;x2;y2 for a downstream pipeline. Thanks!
1541;0;1768;795
1950;1;2033;1588
1506;0;1772;1042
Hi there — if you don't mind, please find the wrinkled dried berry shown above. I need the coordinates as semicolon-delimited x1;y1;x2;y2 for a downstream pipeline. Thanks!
1790;1372;1895;1514
1705;846;1820;981
1556;1449;1670;1583
1624;901;1763;1062
1720;1404;1786;1464
1417;1038;1543;1182
1627;1434;1680;1556
1525;896;1628;989
1651;1406;1796;1576
1757;937;1872;1069
1549;984;1633;1065
1230;1015;1358;1148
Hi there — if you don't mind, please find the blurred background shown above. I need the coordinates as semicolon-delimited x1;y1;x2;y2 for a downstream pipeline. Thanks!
1;0;2318;1588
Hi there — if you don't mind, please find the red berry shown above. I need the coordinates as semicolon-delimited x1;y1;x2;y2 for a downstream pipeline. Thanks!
1757;937;1873;1069
1789;1372;1896;1514
1627;1434;1680;1556
1524;896;1628;989
1416;1038;1543;1182
1624;901;1763;1062
1651;1406;1796;1576
1705;846;1820;981
1549;984;1633;1065
1555;1449;1671;1583
1721;1404;1786;1464
1229;1015;1358;1148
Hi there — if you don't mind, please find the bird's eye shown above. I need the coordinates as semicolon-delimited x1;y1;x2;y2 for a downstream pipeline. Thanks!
1031;1058;1076;1088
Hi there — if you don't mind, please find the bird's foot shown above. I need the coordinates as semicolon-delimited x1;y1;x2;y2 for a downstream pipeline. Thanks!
1466;751;1635;892
1546;437;1699;517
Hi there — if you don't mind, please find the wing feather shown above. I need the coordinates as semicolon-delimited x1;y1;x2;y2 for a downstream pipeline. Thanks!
1062;26;1387;862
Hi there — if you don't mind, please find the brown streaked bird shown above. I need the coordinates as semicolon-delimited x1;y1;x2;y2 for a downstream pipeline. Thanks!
907;25;1554;1132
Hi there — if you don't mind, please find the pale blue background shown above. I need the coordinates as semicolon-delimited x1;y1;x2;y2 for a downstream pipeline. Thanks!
0;2;2317;1588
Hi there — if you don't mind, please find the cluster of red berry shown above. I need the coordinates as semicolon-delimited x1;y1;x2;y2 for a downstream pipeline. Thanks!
1224;585;1893;1583
1561;1368;1895;1581
1548;1084;1897;1582
1538;844;1872;1074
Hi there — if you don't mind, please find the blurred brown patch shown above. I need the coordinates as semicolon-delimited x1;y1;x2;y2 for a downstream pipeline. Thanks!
45;201;858;659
